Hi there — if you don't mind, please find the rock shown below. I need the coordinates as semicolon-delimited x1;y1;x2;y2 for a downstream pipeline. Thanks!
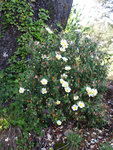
32;0;73;30
90;139;98;144
0;0;73;70
98;136;103;139
41;148;46;150
90;145;95;149
64;129;73;137
47;133;52;141
0;25;21;70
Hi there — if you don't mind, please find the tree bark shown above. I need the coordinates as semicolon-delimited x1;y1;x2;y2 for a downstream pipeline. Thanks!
0;0;73;70
32;0;73;29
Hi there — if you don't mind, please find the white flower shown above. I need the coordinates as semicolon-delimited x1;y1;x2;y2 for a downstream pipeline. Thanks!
86;87;92;92
3;52;8;58
74;96;79;100
91;89;98;97
62;81;69;88
72;104;78;111
60;39;68;48
62;57;68;62
57;120;62;125
19;87;25;93
60;79;65;84
111;143;113;146
86;87;92;97
41;88;47;94
86;87;98;97
34;41;39;45
40;79;48;85
77;101;85;108
56;100;61;105
5;137;9;142
41;54;47;59
65;66;71;71
88;91;92;97
46;27;53;34
61;73;68;79
65;87;71;93
56;54;62;60
60;47;66;52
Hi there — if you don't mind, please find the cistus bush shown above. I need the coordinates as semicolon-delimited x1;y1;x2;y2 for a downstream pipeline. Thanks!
10;25;108;133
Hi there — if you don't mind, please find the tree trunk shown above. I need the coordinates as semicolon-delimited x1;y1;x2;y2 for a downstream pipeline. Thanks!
0;0;73;70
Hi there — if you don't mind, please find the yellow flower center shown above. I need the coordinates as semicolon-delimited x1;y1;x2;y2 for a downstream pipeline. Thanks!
80;104;82;107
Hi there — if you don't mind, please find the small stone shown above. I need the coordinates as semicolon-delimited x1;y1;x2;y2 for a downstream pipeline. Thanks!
84;134;87;137
91;139;99;144
91;139;97;144
98;129;102;134
90;145;95;149
47;134;52;140
64;129;73;137
106;133;108;136
98;136;103;139
52;142;55;145
86;132;90;135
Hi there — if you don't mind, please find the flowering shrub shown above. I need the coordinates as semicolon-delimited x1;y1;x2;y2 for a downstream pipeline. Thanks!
10;26;108;133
